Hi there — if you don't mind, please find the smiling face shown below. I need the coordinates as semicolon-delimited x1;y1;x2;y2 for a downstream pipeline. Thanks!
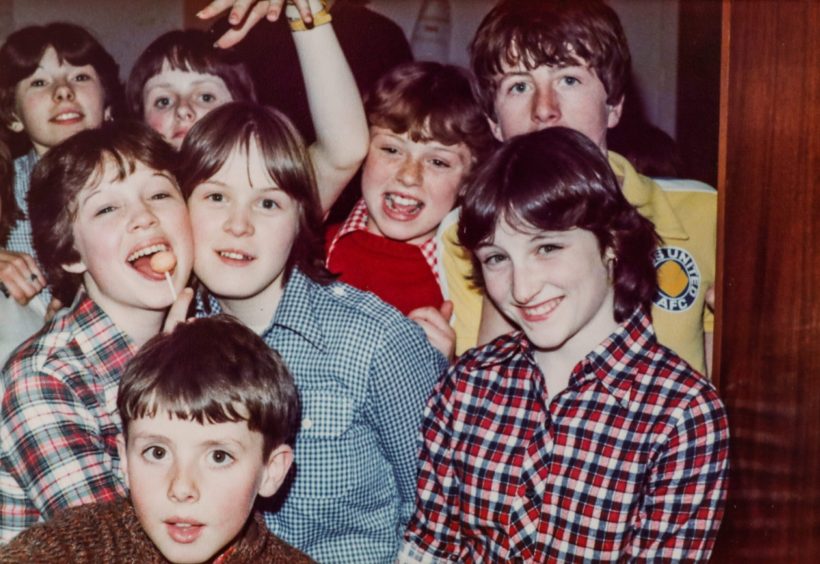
476;219;618;363
119;413;289;564
361;126;472;245
66;159;193;316
9;46;108;155
187;141;300;315
142;61;233;149
490;59;622;150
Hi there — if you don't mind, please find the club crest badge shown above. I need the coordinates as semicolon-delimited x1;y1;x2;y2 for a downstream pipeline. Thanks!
654;246;700;312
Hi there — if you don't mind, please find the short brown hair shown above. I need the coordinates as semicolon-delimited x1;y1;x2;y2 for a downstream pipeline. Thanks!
0;22;123;130
459;127;658;322
0;139;21;245
365;61;497;166
470;0;630;120
28;120;176;304
126;29;257;119
177;101;333;285
118;314;301;457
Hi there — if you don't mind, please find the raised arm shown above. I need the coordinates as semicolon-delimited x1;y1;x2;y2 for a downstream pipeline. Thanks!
198;0;368;214
288;0;368;213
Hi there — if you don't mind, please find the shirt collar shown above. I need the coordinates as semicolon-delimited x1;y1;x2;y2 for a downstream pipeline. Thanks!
327;199;439;271
195;269;326;352
70;292;138;377
608;151;689;241
474;309;656;410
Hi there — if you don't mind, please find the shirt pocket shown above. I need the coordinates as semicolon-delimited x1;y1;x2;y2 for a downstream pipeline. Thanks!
290;385;358;499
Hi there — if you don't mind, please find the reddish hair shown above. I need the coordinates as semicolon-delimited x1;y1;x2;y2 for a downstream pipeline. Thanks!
365;61;497;166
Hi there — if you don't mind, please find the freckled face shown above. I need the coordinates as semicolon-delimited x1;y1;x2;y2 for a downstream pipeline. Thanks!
361;127;472;245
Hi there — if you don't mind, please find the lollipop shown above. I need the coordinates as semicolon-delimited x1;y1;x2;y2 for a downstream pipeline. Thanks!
150;251;177;301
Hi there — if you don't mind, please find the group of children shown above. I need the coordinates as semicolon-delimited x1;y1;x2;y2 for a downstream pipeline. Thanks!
0;0;728;562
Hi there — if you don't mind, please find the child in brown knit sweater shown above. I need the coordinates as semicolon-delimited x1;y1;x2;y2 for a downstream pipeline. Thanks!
0;315;313;563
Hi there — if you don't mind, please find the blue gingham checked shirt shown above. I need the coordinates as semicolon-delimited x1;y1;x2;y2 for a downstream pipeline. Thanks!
400;309;729;563
0;293;132;543
196;269;447;563
5;151;52;308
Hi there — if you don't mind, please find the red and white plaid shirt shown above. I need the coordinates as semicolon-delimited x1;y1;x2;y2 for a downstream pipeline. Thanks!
1;294;134;542
326;199;439;272
401;309;729;563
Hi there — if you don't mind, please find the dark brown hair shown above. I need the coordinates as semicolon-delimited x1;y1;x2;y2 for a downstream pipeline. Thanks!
118;314;301;456
470;0;630;120
0;139;22;245
0;22;123;129
458;126;658;322
365;61;498;167
28;120;177;304
126;29;256;118
177;101;332;285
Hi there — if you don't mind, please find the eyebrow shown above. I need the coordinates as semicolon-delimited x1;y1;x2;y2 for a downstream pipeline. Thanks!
199;178;280;192
145;78;221;89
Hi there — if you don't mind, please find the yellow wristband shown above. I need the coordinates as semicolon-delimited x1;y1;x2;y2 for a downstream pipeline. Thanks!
288;2;332;32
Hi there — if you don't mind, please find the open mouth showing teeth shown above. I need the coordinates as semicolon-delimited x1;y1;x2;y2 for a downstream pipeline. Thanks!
385;193;423;215
219;250;253;261
53;112;82;122
127;243;169;277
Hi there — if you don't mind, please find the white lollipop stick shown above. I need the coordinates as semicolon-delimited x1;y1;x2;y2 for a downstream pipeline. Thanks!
150;251;178;302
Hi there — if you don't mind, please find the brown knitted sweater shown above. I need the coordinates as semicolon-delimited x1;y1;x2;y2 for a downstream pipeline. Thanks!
0;498;314;563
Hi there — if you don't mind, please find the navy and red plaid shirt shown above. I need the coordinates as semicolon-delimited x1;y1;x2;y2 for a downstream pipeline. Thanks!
401;309;729;562
0;294;134;543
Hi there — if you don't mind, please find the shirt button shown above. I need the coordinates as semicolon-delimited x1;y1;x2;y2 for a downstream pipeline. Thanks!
332;286;346;296
302;418;314;430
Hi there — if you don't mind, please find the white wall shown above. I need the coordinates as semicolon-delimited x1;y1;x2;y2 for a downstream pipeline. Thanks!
0;0;679;136
369;0;679;137
1;0;183;79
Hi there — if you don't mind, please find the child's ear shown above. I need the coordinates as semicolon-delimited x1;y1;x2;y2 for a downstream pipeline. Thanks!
8;114;24;133
61;260;87;274
116;433;130;489
257;444;294;498
606;97;625;129
487;116;504;143
103;106;112;122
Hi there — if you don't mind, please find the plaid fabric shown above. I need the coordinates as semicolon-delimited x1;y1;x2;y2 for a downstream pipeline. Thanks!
327;199;439;271
401;309;729;563
5;151;52;307
196;269;447;563
0;293;134;543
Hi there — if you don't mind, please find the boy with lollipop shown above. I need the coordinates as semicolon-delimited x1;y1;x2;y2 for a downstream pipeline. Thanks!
0;121;193;543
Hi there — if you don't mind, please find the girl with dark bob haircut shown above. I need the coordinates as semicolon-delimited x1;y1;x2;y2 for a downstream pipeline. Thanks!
459;126;658;322
403;126;729;561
